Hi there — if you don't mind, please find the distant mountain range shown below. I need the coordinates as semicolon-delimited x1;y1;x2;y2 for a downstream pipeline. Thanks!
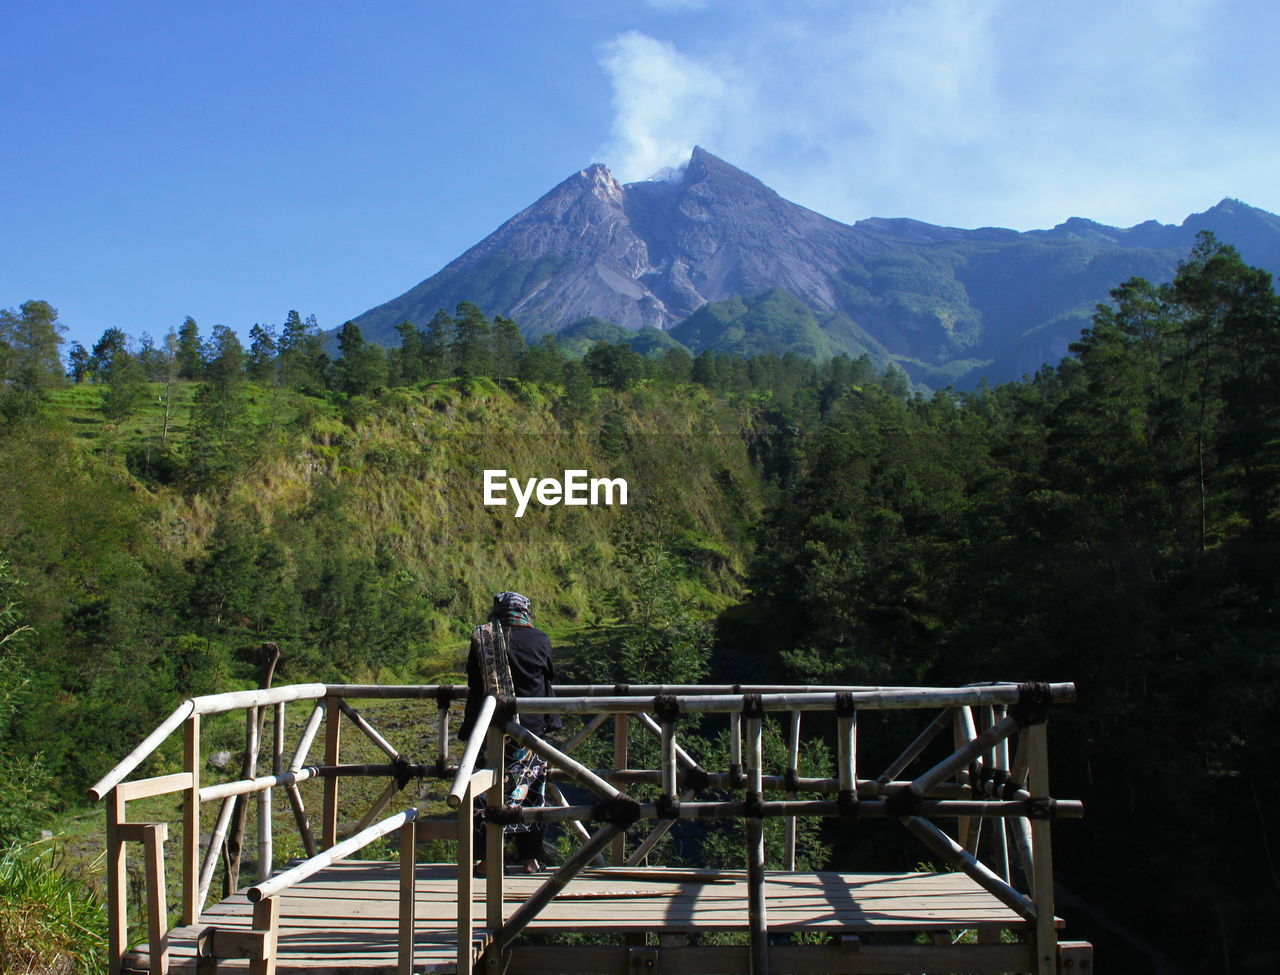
350;147;1280;387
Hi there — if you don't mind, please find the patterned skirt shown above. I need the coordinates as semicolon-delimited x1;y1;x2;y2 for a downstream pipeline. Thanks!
475;744;548;834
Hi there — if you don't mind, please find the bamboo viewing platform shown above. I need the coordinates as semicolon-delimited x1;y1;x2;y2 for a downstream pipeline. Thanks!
90;641;1093;975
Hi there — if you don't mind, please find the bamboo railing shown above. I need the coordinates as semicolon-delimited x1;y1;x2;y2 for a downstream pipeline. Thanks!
90;679;1084;975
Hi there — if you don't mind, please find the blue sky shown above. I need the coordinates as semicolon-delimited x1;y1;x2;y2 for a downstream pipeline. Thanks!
3;0;1277;352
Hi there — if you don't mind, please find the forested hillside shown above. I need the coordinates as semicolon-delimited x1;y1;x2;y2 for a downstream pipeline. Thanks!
1;234;1277;971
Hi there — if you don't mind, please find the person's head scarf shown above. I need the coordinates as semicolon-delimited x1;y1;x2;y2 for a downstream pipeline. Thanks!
490;591;534;628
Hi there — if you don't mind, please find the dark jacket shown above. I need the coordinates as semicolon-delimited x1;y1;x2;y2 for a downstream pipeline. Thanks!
459;624;562;738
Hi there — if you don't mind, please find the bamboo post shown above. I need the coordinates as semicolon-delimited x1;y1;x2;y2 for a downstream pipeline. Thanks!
182;712;201;924
954;707;975;852
485;720;505;940
322;695;342;849
784;710;800;870
398;820;417;975
994;707;1012;883
106;790;127;975
257;702;284;883
745;711;768;975
225;704;260;896
1027;723;1057;975
612;713;628;865
437;698;451;772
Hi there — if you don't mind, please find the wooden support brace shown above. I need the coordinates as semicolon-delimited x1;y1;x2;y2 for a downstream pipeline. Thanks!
322;696;342;849
106;790;127;975
398;820;417;975
118;822;170;975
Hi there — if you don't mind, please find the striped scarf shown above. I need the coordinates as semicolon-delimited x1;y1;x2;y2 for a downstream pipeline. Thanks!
491;590;534;628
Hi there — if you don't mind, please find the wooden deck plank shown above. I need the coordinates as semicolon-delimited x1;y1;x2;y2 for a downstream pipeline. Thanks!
125;861;1037;974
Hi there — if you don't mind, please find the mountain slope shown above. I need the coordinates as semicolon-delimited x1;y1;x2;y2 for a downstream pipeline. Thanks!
350;150;1280;386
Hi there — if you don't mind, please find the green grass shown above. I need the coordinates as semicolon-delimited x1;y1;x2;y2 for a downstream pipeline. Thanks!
0;838;107;975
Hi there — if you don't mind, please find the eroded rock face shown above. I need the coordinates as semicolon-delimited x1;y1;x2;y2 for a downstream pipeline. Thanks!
353;147;879;336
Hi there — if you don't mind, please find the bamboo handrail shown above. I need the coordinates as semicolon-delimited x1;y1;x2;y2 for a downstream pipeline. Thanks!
88;700;194;801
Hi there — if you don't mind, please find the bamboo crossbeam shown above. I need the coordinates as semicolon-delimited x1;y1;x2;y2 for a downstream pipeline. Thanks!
448;694;496;808
89;699;195;800
911;714;1020;798
513;683;1076;715
321;683;468;700
337;699;403;762
877;709;951;782
199;765;321;803
354;778;401;834
197;795;236;912
485;823;624;960
248;804;423;902
289;701;326;773
624;789;694;866
902;815;1037;921
499;797;1083;824
559;712;610;755
636;711;703;773
547;768;969;798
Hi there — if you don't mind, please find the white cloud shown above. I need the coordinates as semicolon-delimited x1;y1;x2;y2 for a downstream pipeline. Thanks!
597;31;738;182
595;0;1280;230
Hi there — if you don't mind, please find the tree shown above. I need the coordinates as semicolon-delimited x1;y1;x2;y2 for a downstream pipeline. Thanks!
335;321;388;396
247;323;279;382
176;316;204;380
451;302;492;380
89;327;129;382
99;347;146;428
0;301;65;418
491;315;525;385
422;309;453;380
390;320;426;386
189;325;250;483
584;341;644;391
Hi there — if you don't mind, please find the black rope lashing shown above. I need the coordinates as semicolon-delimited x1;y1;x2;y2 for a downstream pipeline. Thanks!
483;805;524;827
729;763;746;789
657;793;681;819
743;790;766;819
432;756;449;779
884;785;922;818
834;690;856;718
683;767;710;794
1010;681;1054;726
595;795;642;829
435;684;454;711
783;769;803;793
613;683;630;697
1026;797;1059;820
836;788;860;817
741;693;765;719
495;696;519;724
393;756;414;791
654;693;682;725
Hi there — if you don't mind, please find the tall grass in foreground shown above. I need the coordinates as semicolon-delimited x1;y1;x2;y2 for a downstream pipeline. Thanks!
0;839;106;975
